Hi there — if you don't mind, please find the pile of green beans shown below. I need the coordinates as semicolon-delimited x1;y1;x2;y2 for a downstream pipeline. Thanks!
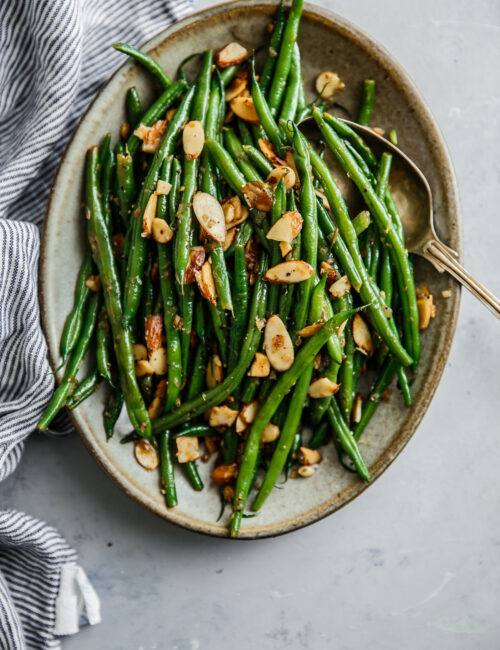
39;0;425;537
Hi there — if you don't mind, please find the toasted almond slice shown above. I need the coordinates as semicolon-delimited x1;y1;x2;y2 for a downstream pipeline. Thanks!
85;275;101;292
284;150;299;185
314;188;330;210
222;228;236;252
315;71;345;99
230;96;260;124
240;400;259;425
329;274;351;298
216;42;249;68
133;120;167;153
145;314;163;356
352;313;374;355
320;261;337;285
266;210;303;244
222;196;237;224
228;204;249;229
148;396;164;420
263;260;314;284
149;347;167;375
417;295;434;329
211;463;238;485
141;192;158;238
248;352;271;377
132;343;148;361
183;120;205;160
236;415;247;434
245;237;260;276
261;422;280;443
135;359;154;377
314;354;323;370
176;436;200;463
298;465;316;477
242;181;272;211
264;315;294;372
192;192;226;242
298;322;323;338
156;179;172;195
152;218;174;244
298;447;322;466
184;246;206;285
206;354;224;389
225;76;248;102
257;138;284;165
307;377;340;399
279;241;292;257
352;393;363;424
134;440;159;471
266;165;296;191
195;260;218;305
208;405;239;428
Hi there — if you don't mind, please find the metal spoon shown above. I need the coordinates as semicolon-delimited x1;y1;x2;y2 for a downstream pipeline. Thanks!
331;119;500;318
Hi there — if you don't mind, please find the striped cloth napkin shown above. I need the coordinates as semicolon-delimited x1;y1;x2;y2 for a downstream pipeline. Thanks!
0;0;191;647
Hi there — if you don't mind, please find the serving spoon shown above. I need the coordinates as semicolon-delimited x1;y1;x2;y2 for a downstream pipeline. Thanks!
327;119;500;318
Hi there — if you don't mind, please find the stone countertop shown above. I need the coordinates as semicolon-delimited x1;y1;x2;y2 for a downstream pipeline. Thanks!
3;0;500;648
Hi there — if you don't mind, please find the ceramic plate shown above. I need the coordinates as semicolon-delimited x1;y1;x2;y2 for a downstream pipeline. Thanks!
40;0;462;538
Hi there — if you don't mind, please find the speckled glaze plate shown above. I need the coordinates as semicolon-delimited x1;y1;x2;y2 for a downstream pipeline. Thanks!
40;0;462;538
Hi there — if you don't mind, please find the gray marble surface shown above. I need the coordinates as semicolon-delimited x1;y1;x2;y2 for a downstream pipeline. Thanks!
3;0;500;648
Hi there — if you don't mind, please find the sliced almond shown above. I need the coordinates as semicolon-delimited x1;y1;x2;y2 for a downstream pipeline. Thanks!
266;210;303;244
134;440;159;471
245;237;260;276
141;192;158;238
149;347;167;375
182;120;205;160
261;423;280;444
132;343;148;361
222;228;236;252
284;150;299;185
297;322;323;338
148;396;164;420
257;138;287;166
320;261;337;285
298;447;322;466
298;465;316;478
241;400;259;425
417;295;434;329
184;246;206;285
307;377;340;399
135;359;154;377
315;188;330;210
264;315;294;372
352;393;363;424
279;242;292;257
352;313;374;355
145;314;163;356
230;96;260;124
156;180;172;196
266;165;296;191
152;218;174;244
216;42;249;69
222;195;249;229
206;354;224;389
85;275;101;292
315;71;345;99
134;120;167;153
192;192;226;242
248;352;271;377
441;289;452;299
211;463;238;485
225;76;248;102
195;260;218;306
242;180;272;211
176;436;200;463
208;405;239;428
263;260;314;284
329;274;351;299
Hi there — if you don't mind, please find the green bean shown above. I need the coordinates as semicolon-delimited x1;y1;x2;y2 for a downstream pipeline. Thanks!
126;87;142;128
113;43;172;88
310;355;341;426
352;210;372;236
338;294;356;420
176;424;213;437
309;274;343;364
242;145;274;176
103;387;124;440
96;307;115;387
251;60;286;154
186;301;207;401
327;398;370;480
60;248;93;362
321;113;377;171
38;293;100;430
168;156;182;227
237;119;254;147
179;286;196;385
66;369;101;409
100;135;115;232
220;65;239;87
205;139;247;197
267;0;304;116
228;222;252;372
123;85;195;326
223;127;262;182
208;303;229;365
308;418;329;449
85;146;151;437
184;461;204;491
279;43;301;123
158;431;178;507
354;358;397;439
389;129;398;146
116;150;136;230
357;79;376;126
249;214;272;255
126;80;187;157
156;156;170;223
259;0;285;96
377;152;392;199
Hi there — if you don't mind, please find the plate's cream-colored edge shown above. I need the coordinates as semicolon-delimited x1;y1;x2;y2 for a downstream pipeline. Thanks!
40;0;462;540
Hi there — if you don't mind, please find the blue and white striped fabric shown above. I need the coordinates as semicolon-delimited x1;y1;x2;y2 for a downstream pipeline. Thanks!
0;0;191;647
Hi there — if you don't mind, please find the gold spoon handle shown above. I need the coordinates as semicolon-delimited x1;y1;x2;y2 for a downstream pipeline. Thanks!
423;239;500;319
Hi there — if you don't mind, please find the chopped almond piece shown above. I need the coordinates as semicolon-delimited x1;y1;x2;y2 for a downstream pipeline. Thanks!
184;246;206;285
257;138;286;166
141;192;158;238
195;260;218;305
148;380;167;419
266;210;303;244
134;440;160;471
208;405;239;428
230;96;260;124
222;195;249;229
182;120;205;160
133;120;167;153
120;121;131;140
314;354;323;370
135;359;154;377
165;108;176;122
261;423;280;444
298;323;323;338
352;313;374;355
320;261;336;285
298;447;322;466
211;463;238;485
156;179;172;195
242;181;272;211
132;343;148;361
223;485;234;501
279;242;292;257
152;218;174;244
248;352;271;377
225;76;248;102
417;295;434;329
206;354;224;389
266;165;296;191
192;192;226;242
297;466;316;478
308;377;340;399
352;393;363;424
222;228;236;252
263;260;314;284
329;274;351;299
176;436;200;463
145;314;163;356
216;42;249;69
314;188;330;210
441;289;452;299
240;400;259;425
205;436;218;455
149;347;167;375
315;71;345;99
85;275;101;292
264;315;294;372
245;237;260;276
